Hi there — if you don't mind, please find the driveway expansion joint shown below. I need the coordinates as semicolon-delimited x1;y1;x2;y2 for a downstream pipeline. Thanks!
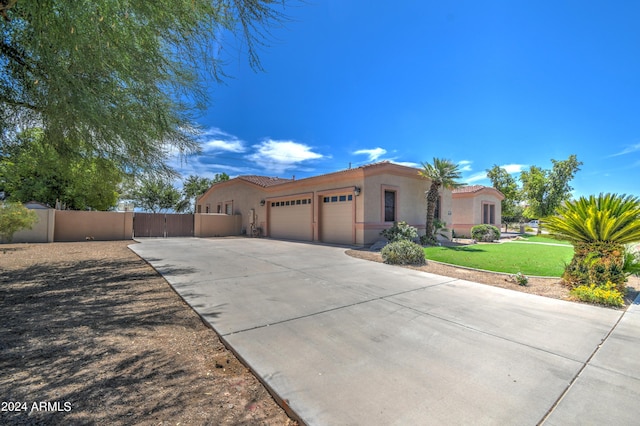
537;306;628;425
385;298;600;363
221;278;460;337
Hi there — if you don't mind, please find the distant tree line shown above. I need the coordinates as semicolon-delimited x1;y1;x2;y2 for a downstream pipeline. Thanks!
486;154;583;232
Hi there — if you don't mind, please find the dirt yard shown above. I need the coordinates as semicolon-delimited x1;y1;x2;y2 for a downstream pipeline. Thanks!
0;241;297;426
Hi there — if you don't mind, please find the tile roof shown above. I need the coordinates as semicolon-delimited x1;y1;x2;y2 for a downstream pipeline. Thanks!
453;185;488;194
238;175;293;187
236;161;416;188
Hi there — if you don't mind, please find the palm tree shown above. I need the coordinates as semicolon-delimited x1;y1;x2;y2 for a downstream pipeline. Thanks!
419;158;464;244
544;193;640;290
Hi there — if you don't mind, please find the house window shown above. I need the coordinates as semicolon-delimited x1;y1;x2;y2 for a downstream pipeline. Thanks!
205;204;210;213
216;203;222;213
384;190;396;222
225;202;233;215
483;203;496;224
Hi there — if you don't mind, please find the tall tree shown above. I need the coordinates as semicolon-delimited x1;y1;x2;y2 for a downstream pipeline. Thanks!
131;177;181;213
0;128;121;210
180;173;229;213
419;158;464;244
0;1;288;173
486;165;522;230
520;155;582;233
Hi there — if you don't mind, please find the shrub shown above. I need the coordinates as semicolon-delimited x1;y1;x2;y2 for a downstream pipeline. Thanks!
471;224;501;242
420;234;435;246
563;242;627;293
570;281;624;307
380;221;418;243
0;202;39;243
381;240;426;265
545;193;640;296
509;272;529;286
420;219;449;246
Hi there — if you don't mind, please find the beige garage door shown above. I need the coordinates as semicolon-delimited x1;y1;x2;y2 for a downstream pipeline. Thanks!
269;197;313;241
320;194;354;244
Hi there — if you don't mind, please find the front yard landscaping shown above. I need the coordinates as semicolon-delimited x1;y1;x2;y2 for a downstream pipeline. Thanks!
424;240;574;277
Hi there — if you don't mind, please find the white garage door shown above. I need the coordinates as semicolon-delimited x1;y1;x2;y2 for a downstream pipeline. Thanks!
320;194;354;244
269;197;313;241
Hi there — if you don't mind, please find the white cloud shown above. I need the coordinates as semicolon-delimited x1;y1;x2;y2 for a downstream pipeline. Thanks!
353;147;387;162
200;127;234;138
391;160;420;168
203;139;245;153
501;163;527;174
458;160;473;172
465;172;489;183
200;127;246;153
609;143;640;157
249;139;323;173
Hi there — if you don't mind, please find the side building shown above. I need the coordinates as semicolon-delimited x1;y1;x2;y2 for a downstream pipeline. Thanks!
451;185;505;237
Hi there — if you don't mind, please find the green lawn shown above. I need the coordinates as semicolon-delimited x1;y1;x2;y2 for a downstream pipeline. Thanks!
424;241;574;277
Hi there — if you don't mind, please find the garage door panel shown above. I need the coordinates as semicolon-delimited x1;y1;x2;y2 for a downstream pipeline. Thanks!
320;195;353;244
270;199;312;241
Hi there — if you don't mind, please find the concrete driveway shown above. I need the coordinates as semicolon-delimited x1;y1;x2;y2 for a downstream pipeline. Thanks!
130;238;639;425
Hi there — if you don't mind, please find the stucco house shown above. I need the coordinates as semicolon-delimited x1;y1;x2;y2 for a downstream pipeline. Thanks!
451;185;505;237
197;161;453;246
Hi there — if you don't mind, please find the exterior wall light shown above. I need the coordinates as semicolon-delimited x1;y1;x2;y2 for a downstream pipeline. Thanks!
354;186;361;196
260;200;266;206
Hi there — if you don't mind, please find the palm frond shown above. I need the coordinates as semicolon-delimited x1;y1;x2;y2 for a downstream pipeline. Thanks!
545;193;640;244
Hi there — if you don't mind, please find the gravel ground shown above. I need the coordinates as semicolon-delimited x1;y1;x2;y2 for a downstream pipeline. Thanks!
0;241;297;426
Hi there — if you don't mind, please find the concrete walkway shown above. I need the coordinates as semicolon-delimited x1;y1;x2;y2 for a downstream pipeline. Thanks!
130;238;640;425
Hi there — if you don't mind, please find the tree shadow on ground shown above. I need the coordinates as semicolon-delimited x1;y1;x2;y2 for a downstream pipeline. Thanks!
0;252;249;425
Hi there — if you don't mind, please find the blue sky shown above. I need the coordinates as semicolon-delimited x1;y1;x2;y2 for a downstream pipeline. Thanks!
174;0;640;198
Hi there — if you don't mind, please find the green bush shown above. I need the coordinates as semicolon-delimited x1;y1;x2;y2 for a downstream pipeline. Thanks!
419;233;434;246
570;281;624;307
421;218;449;246
563;242;627;293
380;221;418;242
0;202;39;243
471;224;501;242
381;240;426;265
509;272;529;286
